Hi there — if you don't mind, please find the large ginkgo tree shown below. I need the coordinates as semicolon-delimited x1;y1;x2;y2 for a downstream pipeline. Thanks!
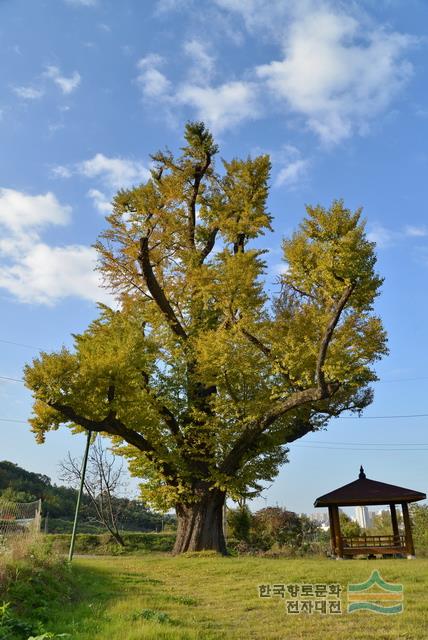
25;122;387;554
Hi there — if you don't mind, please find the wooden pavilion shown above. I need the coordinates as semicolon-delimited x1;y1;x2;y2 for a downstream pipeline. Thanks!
314;466;426;559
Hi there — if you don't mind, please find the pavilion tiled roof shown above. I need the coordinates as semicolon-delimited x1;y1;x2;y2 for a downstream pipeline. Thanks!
314;466;426;507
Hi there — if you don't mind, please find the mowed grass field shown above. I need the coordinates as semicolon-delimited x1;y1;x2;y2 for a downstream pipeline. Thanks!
41;553;428;640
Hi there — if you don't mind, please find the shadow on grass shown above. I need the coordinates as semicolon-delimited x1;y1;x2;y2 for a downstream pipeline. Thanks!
47;559;203;639
44;560;137;637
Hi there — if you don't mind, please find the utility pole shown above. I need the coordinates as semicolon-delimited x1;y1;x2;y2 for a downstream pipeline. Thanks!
68;429;92;562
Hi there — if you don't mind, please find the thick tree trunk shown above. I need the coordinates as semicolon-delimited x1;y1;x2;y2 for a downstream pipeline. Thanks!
173;490;226;554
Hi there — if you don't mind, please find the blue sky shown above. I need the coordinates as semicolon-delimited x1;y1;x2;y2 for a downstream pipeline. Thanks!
1;0;427;514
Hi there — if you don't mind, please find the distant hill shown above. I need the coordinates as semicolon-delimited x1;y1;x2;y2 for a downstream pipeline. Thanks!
0;460;173;533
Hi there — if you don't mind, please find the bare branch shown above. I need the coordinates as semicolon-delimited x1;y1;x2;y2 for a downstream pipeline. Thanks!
59;437;126;545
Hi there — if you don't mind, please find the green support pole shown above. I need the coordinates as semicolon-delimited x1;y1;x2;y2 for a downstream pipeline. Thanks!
68;429;92;562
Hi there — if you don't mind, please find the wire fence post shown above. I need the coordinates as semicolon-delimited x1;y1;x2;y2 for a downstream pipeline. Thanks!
36;498;42;532
68;429;92;562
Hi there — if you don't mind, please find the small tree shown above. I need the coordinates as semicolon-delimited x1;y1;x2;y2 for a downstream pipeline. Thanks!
409;504;428;550
251;507;300;549
59;437;126;546
24;122;387;554
339;511;361;538
370;509;402;535
227;505;252;543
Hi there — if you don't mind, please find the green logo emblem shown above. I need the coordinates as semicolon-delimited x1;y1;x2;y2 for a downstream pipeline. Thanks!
347;570;403;614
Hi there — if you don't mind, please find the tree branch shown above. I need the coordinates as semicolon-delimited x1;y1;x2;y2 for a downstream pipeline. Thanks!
240;328;272;358
188;153;211;248
281;281;317;301
140;372;184;444
316;284;354;395
233;232;245;255
221;286;355;476
138;236;187;340
198;227;219;264
220;383;340;476
46;399;178;483
240;328;294;385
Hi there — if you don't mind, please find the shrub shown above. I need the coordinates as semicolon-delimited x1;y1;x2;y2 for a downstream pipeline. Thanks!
227;506;252;543
47;531;175;555
0;538;77;639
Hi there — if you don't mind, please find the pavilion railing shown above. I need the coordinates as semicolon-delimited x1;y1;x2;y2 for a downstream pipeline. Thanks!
342;534;405;549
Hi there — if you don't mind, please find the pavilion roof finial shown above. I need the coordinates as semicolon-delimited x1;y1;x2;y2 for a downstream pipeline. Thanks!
359;465;366;480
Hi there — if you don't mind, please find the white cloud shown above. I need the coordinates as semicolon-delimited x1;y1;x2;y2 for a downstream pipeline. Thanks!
0;188;70;234
45;66;81;94
51;165;72;179
136;55;171;99
0;187;111;306
177;80;259;133
255;6;414;144
87;188;111;213
276;159;309;187
274;145;309;187
77;153;150;189
212;1;415;144
272;261;289;276
135;51;258;132
137;2;414;144
214;0;289;38
404;225;428;237
366;222;428;249
183;40;215;83
52;153;150;213
367;223;398;249
13;86;44;100
0;244;109;306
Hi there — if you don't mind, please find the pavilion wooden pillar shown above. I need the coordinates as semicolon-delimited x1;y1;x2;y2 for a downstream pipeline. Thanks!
389;503;400;546
331;506;343;558
401;502;415;556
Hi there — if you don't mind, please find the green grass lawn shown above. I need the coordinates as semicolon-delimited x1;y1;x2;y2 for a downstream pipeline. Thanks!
40;553;428;640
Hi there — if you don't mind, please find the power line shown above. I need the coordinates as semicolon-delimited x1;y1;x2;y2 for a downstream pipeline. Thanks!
0;417;27;424
337;413;428;419
0;375;24;383
0;338;43;350
376;376;428;384
292;444;428;451
299;440;428;446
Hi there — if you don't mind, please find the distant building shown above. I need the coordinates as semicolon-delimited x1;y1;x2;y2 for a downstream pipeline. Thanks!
355;505;372;529
310;511;330;530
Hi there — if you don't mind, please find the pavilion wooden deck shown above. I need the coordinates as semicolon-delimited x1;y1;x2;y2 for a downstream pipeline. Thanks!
342;534;406;557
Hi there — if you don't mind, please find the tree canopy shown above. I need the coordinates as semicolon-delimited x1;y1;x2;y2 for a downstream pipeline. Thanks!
24;122;387;552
